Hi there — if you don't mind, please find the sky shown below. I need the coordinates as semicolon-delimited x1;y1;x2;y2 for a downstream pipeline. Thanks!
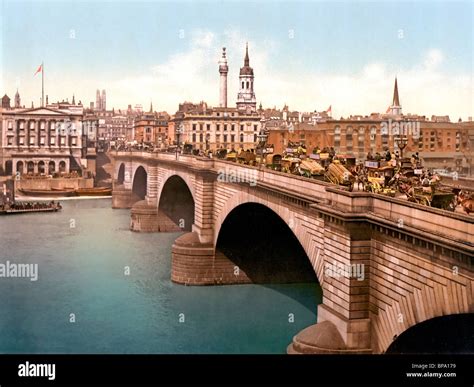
1;0;473;119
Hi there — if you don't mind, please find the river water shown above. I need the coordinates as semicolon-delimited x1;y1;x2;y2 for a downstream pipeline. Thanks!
0;198;321;354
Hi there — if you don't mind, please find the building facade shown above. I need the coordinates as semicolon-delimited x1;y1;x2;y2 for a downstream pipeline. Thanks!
171;45;261;151
0;92;92;176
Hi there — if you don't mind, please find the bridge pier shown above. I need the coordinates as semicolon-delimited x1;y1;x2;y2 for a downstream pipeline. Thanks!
171;232;252;285
130;200;183;232
288;220;373;354
112;186;134;209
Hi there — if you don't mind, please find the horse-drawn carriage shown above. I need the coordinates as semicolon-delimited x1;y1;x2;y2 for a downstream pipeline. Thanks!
237;150;256;165
325;161;355;189
280;157;301;174
298;159;325;178
363;161;396;196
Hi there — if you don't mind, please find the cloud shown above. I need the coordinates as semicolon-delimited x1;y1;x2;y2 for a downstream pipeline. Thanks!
109;30;472;120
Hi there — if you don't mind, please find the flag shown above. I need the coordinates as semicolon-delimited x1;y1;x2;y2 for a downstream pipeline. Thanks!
34;64;43;76
326;105;332;113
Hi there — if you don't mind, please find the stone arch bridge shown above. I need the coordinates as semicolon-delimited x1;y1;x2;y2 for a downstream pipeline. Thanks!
111;150;474;354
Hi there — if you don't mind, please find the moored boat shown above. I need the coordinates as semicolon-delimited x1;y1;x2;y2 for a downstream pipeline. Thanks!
19;188;76;197
0;202;62;215
75;187;112;196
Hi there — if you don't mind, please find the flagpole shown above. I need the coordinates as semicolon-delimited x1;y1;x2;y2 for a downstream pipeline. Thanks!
41;62;44;107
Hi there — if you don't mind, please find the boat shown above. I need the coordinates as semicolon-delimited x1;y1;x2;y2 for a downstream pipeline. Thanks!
19;188;76;197
75;187;112;196
0;202;62;215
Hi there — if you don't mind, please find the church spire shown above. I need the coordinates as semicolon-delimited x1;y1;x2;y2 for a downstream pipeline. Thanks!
149;101;153;113
244;42;249;67
392;77;400;107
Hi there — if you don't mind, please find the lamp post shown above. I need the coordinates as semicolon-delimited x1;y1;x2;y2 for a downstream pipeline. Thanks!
256;118;268;167
176;122;183;160
394;135;408;158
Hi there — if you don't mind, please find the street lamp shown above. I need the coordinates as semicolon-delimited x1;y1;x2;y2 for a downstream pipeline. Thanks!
176;122;183;160
394;135;408;158
256;118;268;166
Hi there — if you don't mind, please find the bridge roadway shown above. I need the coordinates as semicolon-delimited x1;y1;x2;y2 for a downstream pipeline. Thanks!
111;150;474;354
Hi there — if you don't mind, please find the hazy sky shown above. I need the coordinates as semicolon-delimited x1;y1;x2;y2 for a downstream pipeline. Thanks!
1;0;473;119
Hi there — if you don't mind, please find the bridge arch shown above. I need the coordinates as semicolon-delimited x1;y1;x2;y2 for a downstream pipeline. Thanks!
132;165;147;201
386;313;474;354
214;192;325;285
117;163;125;185
373;277;473;353
158;174;195;231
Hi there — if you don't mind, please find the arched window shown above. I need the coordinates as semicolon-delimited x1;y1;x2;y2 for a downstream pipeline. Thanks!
242;81;244;89
246;81;249;89
16;161;24;175
48;161;55;174
27;161;34;174
59;161;66;173
38;161;45;174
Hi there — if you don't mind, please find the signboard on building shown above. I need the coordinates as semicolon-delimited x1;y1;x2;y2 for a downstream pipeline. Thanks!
414;169;423;175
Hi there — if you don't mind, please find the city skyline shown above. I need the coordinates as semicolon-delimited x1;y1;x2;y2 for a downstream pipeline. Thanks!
1;1;473;119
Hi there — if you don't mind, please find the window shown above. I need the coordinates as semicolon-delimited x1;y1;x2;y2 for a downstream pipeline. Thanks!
240;125;244;131
254;134;257;142
30;137;35;145
30;121;35;129
346;127;353;152
7;137;13;145
231;134;235;143
246;81;249;89
199;134;203;143
71;137;76;146
200;124;203;131
192;133;196;142
50;138;55;145
240;134;244;142
40;137;45;145
224;134;228;143
7;121;13;130
231;124;235;131
216;124;220;131
242;82;244;89
253;125;258;131
19;122;24;130
60;137;66;145
40;121;45;130
334;125;341;151
224;124;228;131
216;134;220;143
192;124;196;131
206;124;210;131
19;137;24;145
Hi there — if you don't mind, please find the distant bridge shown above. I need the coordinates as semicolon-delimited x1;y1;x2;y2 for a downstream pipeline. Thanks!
111;150;474;354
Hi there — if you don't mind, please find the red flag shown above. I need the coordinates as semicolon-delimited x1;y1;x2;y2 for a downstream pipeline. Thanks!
34;64;43;76
326;105;332;113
